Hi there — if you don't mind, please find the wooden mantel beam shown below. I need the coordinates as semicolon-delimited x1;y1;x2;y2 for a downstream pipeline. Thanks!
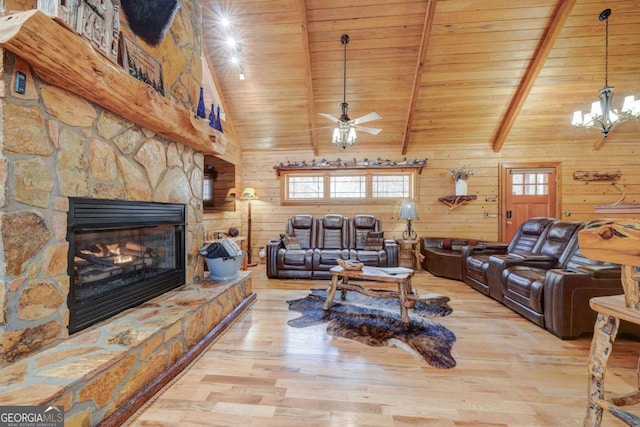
0;10;224;155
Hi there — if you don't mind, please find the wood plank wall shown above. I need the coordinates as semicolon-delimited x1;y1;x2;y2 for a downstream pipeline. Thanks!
237;130;639;261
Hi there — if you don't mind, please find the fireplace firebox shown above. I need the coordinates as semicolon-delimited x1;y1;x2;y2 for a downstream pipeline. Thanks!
67;198;186;334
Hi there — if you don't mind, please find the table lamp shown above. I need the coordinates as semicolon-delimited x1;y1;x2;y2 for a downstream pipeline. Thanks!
399;201;418;240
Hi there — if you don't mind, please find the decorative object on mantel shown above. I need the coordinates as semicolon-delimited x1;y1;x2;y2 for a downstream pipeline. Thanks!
399;201;419;240
122;35;165;96
273;157;428;176
120;0;180;46
215;105;223;132
449;166;473;196
573;170;627;207
37;0;121;63
208;103;216;127
196;87;206;118
438;195;477;211
571;9;640;137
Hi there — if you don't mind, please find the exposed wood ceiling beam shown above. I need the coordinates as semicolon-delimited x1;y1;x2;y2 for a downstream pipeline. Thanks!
299;0;318;155
401;0;436;155
492;0;576;153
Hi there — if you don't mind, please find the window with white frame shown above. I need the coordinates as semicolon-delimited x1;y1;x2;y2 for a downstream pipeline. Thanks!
281;170;416;204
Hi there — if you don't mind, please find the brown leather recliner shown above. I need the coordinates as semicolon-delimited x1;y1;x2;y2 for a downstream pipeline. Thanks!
485;220;584;302
349;215;393;267
501;231;625;339
461;217;556;296
266;214;316;279
312;214;351;278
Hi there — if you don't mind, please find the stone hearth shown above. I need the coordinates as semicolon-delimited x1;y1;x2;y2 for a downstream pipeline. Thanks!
0;273;253;426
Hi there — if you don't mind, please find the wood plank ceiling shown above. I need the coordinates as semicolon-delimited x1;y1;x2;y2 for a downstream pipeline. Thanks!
202;0;640;156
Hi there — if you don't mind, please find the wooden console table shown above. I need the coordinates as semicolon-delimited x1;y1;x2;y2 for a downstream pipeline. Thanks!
438;195;477;210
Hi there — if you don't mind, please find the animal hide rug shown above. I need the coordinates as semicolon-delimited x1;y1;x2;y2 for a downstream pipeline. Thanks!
287;289;456;369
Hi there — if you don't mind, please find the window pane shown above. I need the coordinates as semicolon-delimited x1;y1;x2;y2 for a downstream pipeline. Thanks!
288;176;323;199
372;175;409;198
512;174;523;184
330;176;365;198
525;184;536;195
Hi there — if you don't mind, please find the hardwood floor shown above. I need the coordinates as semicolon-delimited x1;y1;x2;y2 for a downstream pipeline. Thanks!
126;267;639;426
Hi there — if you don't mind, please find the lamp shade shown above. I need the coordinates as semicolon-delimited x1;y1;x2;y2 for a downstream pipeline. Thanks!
241;187;258;200
225;187;238;201
399;201;418;220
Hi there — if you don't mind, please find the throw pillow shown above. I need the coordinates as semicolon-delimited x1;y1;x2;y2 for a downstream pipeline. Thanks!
364;231;384;251
441;238;452;251
280;233;301;250
451;239;468;251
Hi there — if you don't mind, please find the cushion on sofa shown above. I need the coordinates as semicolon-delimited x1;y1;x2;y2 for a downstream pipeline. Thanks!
280;233;301;250
365;231;384;250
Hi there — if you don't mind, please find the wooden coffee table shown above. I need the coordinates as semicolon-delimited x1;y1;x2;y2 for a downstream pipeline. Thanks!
323;265;417;324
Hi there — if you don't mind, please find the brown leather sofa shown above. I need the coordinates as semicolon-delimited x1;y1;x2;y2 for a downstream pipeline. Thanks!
461;217;556;297
502;239;624;339
266;214;398;279
460;218;632;339
485;220;584;301
420;237;484;280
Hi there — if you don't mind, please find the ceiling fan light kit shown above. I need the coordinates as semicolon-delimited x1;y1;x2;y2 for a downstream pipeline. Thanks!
320;34;382;150
571;9;640;136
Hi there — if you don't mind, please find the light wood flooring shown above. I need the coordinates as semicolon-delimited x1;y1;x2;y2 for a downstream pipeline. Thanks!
126;267;639;426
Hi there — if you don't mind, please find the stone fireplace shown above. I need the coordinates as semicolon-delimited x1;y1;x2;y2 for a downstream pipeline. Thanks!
0;4;252;426
67;198;187;334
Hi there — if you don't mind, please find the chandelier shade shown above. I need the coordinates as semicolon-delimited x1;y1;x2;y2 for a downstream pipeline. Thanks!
571;9;640;136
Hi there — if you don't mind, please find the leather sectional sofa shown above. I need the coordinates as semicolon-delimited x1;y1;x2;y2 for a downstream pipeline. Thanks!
266;214;398;279
420;237;485;281
460;217;630;339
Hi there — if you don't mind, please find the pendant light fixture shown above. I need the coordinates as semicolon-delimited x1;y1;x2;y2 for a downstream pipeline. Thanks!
571;9;640;136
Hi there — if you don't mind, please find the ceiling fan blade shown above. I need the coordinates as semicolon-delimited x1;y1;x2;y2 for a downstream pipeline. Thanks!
318;112;340;123
356;125;382;135
353;112;382;124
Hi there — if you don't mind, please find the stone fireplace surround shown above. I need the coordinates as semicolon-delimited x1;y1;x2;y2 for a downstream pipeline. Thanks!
0;12;253;425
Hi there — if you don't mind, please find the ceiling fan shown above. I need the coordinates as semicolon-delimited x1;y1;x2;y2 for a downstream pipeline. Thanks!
318;34;382;149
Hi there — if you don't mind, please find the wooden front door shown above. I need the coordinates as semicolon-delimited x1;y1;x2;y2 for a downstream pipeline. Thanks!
499;163;560;242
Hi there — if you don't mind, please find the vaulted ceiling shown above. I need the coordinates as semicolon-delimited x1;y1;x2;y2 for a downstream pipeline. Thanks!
202;0;640;156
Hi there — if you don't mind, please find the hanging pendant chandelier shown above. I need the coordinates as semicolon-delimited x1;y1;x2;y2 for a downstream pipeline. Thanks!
571;9;640;136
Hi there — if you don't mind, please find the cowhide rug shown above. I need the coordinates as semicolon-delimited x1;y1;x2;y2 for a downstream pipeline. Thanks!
286;288;457;369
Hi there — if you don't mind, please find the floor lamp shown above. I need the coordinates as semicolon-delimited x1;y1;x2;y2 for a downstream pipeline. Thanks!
241;187;259;267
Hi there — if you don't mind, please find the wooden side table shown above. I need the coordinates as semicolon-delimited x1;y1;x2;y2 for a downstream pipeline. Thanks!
585;295;640;426
395;238;423;271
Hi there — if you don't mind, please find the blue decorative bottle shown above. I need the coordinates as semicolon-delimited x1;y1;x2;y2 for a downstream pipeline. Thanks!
208;103;216;128
196;87;206;118
215;105;223;132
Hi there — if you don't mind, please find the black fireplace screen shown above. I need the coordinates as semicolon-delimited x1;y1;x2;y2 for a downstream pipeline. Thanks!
67;198;186;334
